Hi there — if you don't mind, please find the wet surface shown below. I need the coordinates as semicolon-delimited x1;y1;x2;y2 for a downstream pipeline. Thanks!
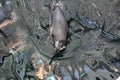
0;0;120;80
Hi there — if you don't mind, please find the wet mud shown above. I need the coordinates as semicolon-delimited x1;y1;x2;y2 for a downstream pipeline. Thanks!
0;0;120;80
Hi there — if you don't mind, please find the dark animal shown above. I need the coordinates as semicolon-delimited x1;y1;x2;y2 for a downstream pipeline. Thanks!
50;2;68;52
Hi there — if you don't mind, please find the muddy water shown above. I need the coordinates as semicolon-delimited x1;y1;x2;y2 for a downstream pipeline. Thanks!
0;0;120;80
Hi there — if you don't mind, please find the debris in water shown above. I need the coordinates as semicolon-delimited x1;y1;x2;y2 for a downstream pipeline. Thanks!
0;10;17;28
35;63;49;79
0;52;10;65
